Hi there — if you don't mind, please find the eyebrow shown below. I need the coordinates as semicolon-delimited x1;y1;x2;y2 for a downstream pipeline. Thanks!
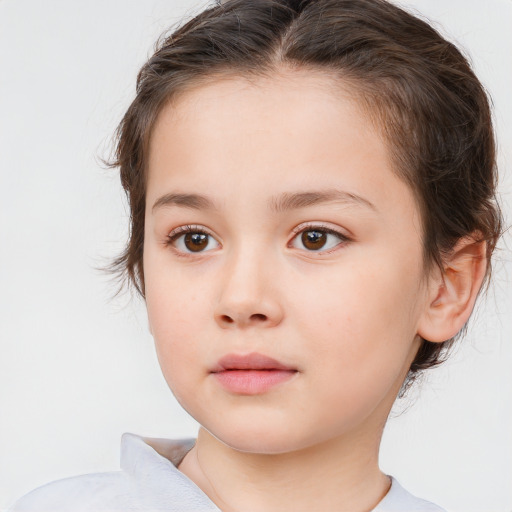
268;190;377;213
151;189;377;214
152;193;217;213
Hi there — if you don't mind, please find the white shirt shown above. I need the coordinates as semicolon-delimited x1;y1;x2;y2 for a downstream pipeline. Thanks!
9;433;447;511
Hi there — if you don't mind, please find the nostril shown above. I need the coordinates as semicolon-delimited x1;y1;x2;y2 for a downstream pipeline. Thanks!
250;313;267;322
216;312;271;327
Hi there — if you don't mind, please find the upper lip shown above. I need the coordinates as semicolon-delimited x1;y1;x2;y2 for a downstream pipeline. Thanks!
211;352;296;372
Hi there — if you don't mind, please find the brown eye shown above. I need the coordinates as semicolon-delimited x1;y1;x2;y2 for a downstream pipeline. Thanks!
301;230;327;250
167;226;220;255
184;232;209;252
291;226;348;253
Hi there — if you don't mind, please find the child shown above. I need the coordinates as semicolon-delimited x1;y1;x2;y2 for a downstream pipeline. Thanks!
8;0;504;511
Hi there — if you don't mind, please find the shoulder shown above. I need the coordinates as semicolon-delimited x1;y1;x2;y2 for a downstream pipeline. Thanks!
8;433;219;512
373;476;448;512
7;471;133;512
7;468;206;512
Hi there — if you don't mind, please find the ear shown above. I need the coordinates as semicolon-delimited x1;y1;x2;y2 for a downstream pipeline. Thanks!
417;233;487;343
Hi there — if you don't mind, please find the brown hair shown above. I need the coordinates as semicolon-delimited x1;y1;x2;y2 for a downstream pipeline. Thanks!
105;0;503;389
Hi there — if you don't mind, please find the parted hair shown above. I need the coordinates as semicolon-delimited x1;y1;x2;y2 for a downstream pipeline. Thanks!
105;0;502;391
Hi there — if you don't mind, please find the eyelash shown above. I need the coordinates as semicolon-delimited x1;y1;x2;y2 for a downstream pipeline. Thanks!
290;224;351;253
165;223;351;258
165;225;212;256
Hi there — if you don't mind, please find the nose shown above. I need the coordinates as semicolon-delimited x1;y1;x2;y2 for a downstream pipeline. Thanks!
214;247;284;330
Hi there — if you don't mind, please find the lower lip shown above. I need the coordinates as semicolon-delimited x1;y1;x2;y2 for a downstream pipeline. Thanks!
212;369;297;394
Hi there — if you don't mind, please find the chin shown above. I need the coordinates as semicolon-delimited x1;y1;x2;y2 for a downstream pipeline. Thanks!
215;432;304;455
200;416;325;455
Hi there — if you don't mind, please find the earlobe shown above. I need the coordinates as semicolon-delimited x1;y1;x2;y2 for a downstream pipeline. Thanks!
417;234;487;343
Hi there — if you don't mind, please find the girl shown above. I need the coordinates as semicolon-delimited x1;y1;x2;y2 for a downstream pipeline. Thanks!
6;0;506;511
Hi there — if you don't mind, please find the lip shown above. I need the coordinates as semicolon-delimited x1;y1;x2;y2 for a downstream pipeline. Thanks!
213;352;295;372
211;352;298;395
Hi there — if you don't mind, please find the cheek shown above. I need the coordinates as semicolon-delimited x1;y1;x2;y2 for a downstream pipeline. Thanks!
149;297;206;407
290;256;422;379
293;259;416;334
144;244;208;332
144;266;210;393
289;277;417;432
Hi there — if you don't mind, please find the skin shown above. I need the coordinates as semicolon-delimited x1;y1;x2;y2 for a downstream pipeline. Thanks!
142;70;487;512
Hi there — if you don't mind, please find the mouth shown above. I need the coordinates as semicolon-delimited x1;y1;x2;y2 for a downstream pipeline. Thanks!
211;352;298;395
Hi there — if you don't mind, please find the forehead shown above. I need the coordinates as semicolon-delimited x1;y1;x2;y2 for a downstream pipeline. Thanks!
146;71;419;229
148;71;380;179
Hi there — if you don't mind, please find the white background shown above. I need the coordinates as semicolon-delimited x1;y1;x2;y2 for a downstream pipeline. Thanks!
0;0;511;510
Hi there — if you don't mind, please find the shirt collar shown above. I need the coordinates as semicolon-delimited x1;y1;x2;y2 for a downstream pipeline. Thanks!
119;432;434;512
120;432;221;511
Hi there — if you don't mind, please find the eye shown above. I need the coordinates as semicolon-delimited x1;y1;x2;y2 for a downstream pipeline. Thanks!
166;225;220;255
290;225;349;253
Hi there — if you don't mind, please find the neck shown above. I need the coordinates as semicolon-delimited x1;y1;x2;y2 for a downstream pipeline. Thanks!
179;421;390;512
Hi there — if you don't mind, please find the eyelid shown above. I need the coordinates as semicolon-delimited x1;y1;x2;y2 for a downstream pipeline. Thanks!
289;222;351;253
166;224;221;257
165;222;351;257
290;222;349;237
168;224;214;239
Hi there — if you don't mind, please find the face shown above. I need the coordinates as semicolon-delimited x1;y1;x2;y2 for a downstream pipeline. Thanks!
143;72;429;454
